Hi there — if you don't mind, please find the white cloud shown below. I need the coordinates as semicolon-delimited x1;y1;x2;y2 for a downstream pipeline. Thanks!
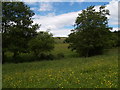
70;0;84;6
39;2;53;11
24;1;36;4
32;0;118;37
47;12;56;16
30;7;36;10
51;28;71;37
89;0;119;30
111;27;119;31
32;10;82;37
106;0;118;26
93;0;118;26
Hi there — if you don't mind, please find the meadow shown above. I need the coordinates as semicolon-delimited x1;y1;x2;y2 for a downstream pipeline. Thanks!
2;38;118;88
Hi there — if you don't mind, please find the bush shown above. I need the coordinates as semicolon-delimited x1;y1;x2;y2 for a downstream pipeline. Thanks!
56;53;65;59
28;31;55;59
45;54;55;60
19;53;35;62
36;53;54;60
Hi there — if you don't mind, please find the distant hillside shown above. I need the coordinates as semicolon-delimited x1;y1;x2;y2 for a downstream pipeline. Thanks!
54;37;67;44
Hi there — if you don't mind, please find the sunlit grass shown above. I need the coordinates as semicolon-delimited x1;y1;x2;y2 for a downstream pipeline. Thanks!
2;46;118;88
51;43;75;57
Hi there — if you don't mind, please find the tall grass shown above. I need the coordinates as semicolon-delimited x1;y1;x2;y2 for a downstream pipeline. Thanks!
2;46;118;88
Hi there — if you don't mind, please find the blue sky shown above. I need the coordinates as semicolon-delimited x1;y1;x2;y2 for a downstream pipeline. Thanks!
28;2;109;15
24;0;118;37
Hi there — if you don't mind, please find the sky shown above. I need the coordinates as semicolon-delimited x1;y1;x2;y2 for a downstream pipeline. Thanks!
23;0;118;37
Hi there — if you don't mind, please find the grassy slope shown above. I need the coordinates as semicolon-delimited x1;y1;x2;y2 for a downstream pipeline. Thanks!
2;39;118;88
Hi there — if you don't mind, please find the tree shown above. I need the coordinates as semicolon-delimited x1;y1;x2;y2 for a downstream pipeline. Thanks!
28;31;54;59
111;31;120;47
2;2;39;62
66;6;112;57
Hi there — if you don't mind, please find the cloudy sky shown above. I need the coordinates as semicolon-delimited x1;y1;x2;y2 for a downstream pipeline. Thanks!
23;0;118;37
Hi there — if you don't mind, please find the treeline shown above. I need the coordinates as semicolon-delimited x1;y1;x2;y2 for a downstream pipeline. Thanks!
2;2;119;63
2;2;55;63
111;31;120;47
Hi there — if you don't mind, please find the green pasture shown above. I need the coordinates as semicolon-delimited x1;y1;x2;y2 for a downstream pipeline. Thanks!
2;40;118;88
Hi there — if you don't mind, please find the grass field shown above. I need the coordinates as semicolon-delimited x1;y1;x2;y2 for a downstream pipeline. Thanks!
2;38;118;88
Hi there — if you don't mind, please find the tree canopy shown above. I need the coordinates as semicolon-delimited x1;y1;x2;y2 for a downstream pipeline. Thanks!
28;31;55;59
66;6;112;57
2;2;39;62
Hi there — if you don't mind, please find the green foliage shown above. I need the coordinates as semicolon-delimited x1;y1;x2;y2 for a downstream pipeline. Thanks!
104;31;119;47
112;31;120;47
2;2;39;63
28;32;55;59
66;6;113;57
117;31;120;46
56;53;65;59
2;48;118;88
4;38;73;63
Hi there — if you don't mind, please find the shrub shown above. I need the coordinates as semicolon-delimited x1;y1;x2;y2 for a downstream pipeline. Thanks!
56;53;65;59
28;31;55;59
19;53;35;62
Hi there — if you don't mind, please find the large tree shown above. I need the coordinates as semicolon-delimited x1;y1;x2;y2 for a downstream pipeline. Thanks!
2;2;39;62
66;6;112;57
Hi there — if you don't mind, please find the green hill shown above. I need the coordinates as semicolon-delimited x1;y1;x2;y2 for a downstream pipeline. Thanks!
2;43;118;88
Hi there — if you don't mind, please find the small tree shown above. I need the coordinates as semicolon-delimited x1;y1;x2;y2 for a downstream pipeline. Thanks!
66;6;112;57
28;31;55;59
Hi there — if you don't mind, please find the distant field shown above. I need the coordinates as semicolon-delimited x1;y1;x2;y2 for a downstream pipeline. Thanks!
2;40;118;88
52;37;77;58
54;37;66;44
